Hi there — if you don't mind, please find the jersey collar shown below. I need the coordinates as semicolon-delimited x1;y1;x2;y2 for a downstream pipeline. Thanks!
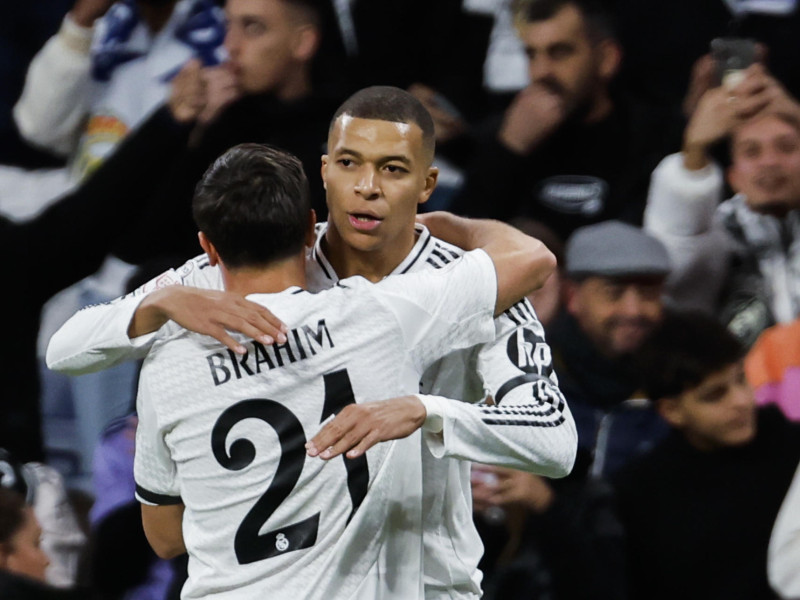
310;221;433;283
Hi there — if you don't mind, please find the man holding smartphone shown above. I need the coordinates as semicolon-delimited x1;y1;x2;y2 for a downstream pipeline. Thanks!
646;62;800;347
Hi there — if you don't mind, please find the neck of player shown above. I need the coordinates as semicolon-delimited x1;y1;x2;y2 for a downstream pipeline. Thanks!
322;227;419;283
222;253;308;296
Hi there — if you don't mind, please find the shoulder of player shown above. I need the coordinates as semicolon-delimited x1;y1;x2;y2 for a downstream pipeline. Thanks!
406;235;466;273
496;298;544;330
428;235;463;256
176;254;222;283
145;325;204;364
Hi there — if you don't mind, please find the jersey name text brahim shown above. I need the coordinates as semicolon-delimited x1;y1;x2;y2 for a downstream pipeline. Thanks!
206;319;335;386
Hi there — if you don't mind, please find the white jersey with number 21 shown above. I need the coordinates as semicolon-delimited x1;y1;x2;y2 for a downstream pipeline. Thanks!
133;249;497;600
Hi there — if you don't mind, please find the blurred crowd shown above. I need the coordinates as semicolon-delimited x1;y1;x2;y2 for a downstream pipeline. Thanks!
3;0;800;598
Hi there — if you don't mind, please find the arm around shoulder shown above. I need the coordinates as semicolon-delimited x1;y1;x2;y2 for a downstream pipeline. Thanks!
419;212;556;314
46;294;157;375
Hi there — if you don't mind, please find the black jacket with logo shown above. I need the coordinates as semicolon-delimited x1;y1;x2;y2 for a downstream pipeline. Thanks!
452;95;683;241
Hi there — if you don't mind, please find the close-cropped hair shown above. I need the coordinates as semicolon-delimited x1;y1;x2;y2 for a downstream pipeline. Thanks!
0;488;27;547
512;0;616;42
635;311;744;402
192;143;311;269
283;0;322;28
329;86;436;162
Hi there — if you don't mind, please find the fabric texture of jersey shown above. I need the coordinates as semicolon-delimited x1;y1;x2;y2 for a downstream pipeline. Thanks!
134;251;497;599
310;225;575;597
47;224;577;600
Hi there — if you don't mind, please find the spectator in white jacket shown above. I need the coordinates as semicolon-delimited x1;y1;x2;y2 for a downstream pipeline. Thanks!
645;63;800;347
1;0;226;219
4;0;228;493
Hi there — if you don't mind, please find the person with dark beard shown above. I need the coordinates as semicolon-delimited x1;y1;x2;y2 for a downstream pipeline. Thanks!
468;220;672;599
547;221;672;477
451;0;682;241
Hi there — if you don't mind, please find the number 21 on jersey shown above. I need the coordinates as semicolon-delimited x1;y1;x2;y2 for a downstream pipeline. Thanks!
211;369;369;564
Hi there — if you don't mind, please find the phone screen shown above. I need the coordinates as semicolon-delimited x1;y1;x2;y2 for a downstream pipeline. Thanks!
710;37;757;88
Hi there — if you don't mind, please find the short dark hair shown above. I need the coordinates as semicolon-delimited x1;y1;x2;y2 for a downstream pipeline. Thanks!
0;488;27;547
329;86;436;162
283;0;322;28
192;143;311;269
514;0;615;42
730;110;800;154
636;311;744;402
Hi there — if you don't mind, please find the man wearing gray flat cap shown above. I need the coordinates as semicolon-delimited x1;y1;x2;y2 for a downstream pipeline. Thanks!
465;220;672;598
547;220;672;478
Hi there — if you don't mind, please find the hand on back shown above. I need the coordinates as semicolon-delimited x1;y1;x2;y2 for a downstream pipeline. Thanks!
132;285;287;354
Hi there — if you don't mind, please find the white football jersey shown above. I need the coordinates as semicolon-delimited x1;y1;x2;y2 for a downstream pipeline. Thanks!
49;224;577;600
310;226;575;598
133;250;498;600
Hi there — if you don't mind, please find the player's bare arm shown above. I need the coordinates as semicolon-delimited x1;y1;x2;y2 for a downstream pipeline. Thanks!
141;503;186;559
306;395;427;460
418;211;556;312
131;286;287;354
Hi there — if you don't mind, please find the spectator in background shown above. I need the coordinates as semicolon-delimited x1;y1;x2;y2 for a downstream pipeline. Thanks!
4;0;224;492
38;0;331;491
0;1;73;168
1;0;225;220
103;0;339;267
0;487;86;599
470;220;672;599
334;1;510;120
0;449;86;590
646;63;800;348
452;0;682;241
2;82;197;463
613;310;800;600
548;220;670;477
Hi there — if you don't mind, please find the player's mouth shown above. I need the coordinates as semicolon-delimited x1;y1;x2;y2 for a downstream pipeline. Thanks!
348;213;383;231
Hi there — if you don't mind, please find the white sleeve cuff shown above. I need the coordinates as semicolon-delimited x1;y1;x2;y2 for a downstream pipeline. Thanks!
416;394;446;433
417;394;451;459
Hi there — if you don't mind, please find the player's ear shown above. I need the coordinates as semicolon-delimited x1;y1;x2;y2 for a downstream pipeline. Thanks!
657;396;686;428
198;232;220;266
321;155;329;190
598;38;622;81
418;166;438;206
291;24;319;63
